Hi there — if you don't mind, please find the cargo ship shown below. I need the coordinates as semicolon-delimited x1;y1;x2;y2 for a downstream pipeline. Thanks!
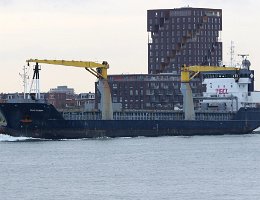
1;58;260;139
1;102;260;139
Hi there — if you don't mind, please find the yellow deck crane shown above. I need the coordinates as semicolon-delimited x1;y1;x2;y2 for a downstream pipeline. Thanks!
181;65;239;120
26;59;113;120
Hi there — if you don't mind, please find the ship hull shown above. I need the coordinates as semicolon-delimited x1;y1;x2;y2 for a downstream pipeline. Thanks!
1;120;259;139
1;103;260;139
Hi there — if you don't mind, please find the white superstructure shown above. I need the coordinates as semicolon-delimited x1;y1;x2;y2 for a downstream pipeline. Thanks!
202;76;260;110
201;58;260;111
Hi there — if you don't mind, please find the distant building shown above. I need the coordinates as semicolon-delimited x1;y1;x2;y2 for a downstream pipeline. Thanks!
76;92;95;110
46;92;68;109
147;7;222;74
49;86;74;95
47;86;75;109
46;86;95;110
100;7;222;110
95;74;204;110
0;87;96;110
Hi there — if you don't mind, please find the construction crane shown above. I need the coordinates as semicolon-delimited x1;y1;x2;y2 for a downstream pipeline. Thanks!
26;59;113;120
180;65;239;120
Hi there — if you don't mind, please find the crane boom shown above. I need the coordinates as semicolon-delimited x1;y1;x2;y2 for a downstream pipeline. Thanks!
26;59;113;120
180;65;239;120
26;59;109;79
181;65;238;83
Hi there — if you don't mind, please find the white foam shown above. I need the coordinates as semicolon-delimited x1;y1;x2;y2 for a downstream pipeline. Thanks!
0;134;31;142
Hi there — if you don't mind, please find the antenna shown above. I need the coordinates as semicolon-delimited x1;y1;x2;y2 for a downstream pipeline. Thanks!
230;41;235;66
19;66;29;99
238;54;249;59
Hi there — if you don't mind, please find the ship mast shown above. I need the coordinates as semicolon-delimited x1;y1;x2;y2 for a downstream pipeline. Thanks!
19;66;29;99
230;41;235;67
28;63;41;100
238;54;250;69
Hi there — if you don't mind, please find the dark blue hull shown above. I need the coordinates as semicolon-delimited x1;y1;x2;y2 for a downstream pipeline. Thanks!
1;103;260;139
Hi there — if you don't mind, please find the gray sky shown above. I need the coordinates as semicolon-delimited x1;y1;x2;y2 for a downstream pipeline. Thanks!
0;0;259;93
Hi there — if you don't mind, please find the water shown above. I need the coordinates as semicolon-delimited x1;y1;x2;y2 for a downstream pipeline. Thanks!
1;134;260;200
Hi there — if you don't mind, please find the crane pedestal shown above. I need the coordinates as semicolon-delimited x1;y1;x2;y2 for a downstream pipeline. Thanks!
97;79;113;120
181;82;195;120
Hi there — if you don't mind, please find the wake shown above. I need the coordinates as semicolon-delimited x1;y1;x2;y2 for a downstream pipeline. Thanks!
0;134;31;142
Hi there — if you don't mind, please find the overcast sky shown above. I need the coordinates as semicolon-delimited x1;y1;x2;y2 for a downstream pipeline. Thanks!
0;0;259;93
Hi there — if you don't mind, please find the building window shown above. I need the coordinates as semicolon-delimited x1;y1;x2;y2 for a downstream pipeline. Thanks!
113;97;117;102
161;45;164;50
113;84;117;89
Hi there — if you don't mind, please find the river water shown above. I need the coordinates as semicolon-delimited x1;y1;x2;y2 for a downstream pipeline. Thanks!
1;134;260;200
